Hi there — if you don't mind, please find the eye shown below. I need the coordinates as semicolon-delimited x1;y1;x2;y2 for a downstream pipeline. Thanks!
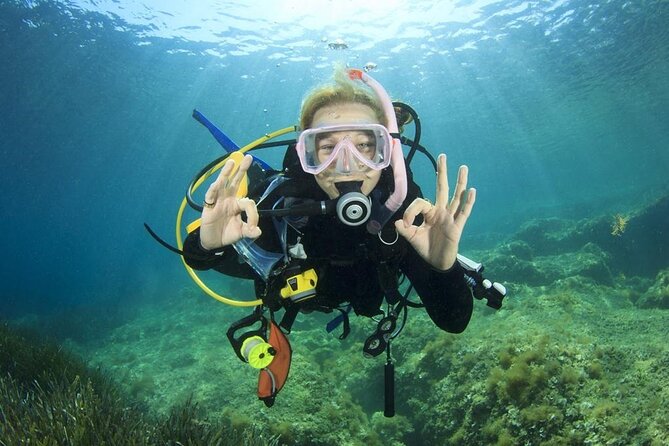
355;133;376;157
318;144;335;153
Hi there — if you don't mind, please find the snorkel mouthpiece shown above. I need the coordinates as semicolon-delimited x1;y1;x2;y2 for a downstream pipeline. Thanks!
347;69;408;234
334;181;372;226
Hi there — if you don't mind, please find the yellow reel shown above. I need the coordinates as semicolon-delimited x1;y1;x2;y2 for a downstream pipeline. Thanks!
241;336;276;369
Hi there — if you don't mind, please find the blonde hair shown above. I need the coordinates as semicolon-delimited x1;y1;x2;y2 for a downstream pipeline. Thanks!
299;67;386;130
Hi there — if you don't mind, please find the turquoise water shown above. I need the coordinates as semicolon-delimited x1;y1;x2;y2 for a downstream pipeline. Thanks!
1;0;667;314
1;1;668;444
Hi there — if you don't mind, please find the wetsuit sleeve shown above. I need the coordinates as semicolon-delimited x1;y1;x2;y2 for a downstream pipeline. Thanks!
182;228;257;279
400;248;473;333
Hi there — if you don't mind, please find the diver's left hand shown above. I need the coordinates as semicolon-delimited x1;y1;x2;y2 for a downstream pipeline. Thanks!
395;153;476;271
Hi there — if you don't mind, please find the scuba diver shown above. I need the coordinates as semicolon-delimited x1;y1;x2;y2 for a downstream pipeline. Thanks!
148;67;506;416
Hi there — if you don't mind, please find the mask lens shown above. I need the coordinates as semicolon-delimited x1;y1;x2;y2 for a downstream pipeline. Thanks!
298;124;391;174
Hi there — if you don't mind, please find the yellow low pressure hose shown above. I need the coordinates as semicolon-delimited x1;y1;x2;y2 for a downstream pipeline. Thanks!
175;126;297;307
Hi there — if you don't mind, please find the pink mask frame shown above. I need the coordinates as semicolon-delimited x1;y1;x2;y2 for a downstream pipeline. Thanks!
295;123;393;175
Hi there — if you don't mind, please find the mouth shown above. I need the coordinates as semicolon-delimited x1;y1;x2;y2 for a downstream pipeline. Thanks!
314;168;381;200
334;180;364;194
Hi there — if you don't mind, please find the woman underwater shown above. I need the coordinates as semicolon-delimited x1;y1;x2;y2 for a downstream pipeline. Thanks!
180;67;480;409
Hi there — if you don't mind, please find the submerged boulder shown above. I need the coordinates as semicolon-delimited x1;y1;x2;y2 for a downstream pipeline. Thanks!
507;195;668;279
637;268;669;309
486;242;613;286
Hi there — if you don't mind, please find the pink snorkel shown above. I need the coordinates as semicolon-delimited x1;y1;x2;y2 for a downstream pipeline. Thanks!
347;69;408;234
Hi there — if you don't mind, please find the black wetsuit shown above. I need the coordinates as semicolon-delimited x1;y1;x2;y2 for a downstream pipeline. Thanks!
183;164;473;334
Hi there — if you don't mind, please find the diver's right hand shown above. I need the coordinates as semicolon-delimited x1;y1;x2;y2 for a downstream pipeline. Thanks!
198;154;262;250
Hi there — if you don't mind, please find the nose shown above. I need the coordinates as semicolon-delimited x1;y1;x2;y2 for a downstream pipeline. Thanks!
335;148;353;173
334;138;361;174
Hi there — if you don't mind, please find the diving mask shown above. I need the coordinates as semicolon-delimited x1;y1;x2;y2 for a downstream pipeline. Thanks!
295;123;393;175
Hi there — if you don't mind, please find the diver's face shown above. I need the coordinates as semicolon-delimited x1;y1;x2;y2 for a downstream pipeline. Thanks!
310;103;382;199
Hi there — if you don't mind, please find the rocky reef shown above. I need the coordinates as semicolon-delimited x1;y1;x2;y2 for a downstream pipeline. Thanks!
394;280;669;445
492;195;668;283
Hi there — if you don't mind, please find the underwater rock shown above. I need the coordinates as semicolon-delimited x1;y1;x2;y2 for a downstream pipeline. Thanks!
570;242;614;285
511;195;668;278
636;268;669;309
486;242;613;286
513;217;580;254
402;302;669;446
498;240;535;261
603;195;669;276
485;254;549;286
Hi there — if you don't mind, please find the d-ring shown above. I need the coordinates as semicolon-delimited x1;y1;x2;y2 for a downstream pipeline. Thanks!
378;229;399;246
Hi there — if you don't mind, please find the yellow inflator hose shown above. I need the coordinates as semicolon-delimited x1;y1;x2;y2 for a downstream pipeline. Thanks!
176;126;297;307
